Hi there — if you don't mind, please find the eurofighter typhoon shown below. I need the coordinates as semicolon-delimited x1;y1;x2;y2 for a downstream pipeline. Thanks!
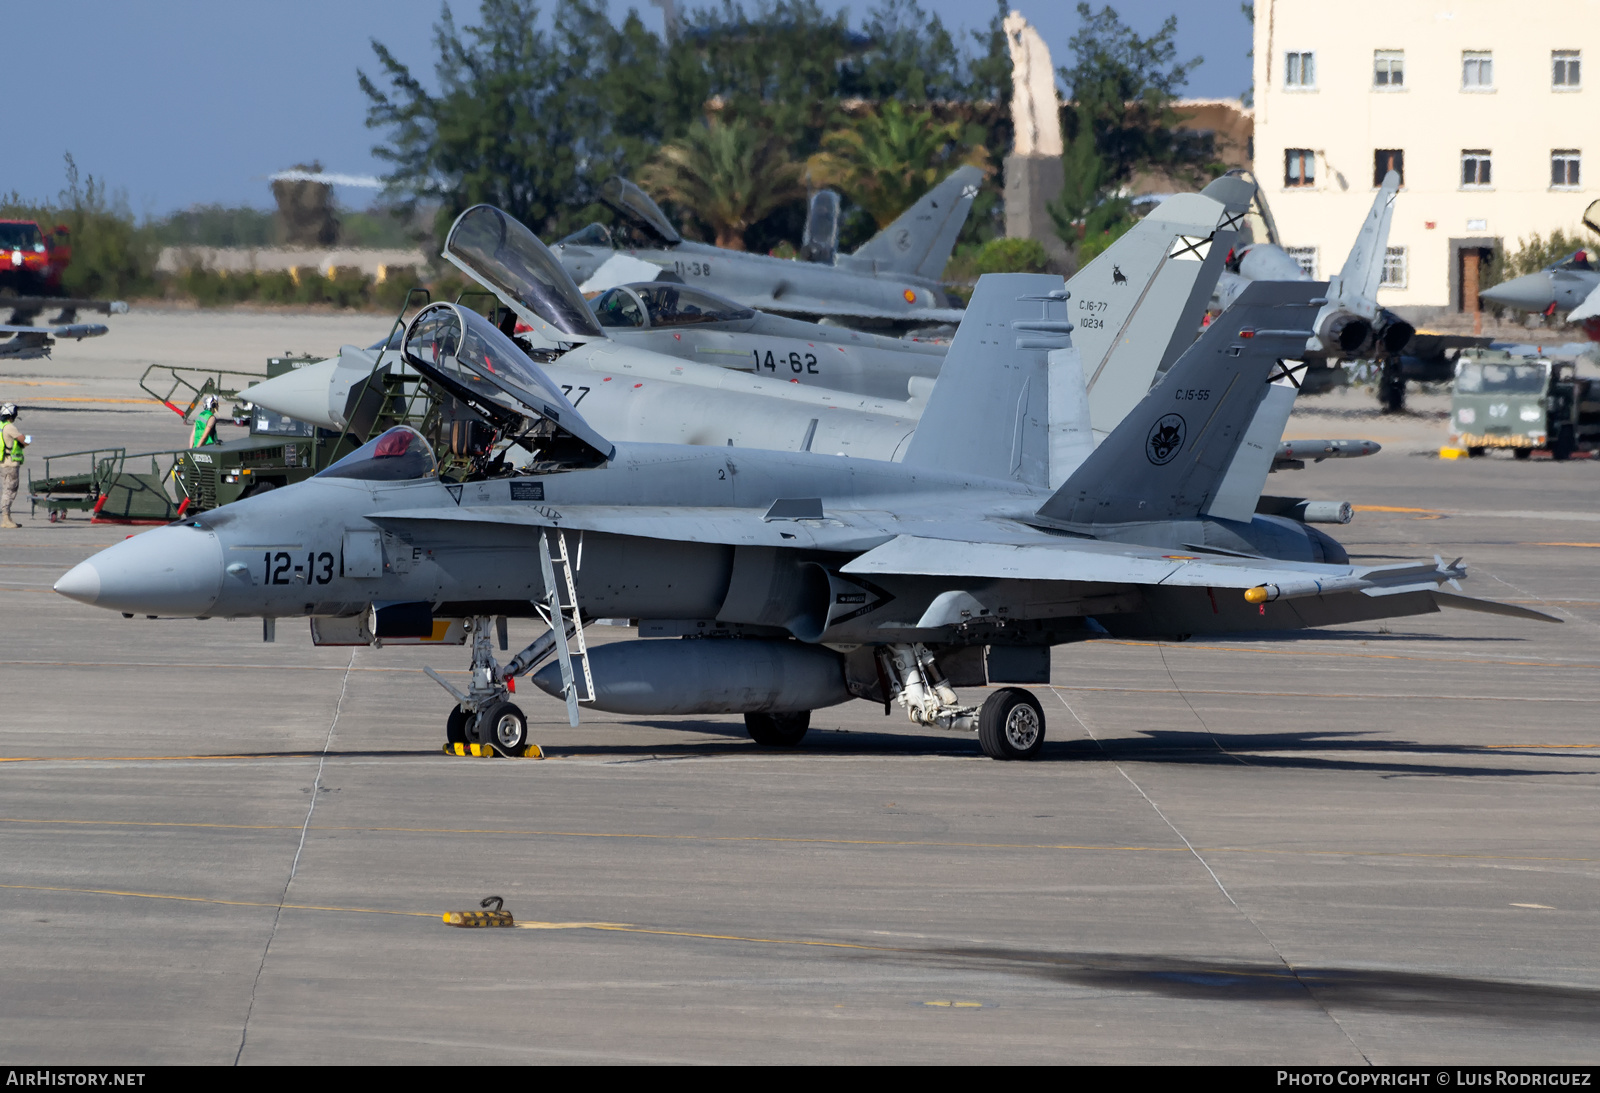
553;170;982;327
55;273;1554;759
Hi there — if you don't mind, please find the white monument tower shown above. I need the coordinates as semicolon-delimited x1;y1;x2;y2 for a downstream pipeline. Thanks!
1003;12;1068;267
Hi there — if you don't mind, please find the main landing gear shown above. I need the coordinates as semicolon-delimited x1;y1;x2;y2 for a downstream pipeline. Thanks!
877;642;1046;760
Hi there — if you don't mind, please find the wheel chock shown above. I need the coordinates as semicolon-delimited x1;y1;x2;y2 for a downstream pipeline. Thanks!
1439;446;1468;460
444;896;515;928
441;742;544;759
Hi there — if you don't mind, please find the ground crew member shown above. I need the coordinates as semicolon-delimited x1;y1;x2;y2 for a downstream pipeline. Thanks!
192;394;221;447
1;403;28;529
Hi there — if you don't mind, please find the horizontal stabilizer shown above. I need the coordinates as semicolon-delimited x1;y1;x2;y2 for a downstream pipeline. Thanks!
1424;591;1561;623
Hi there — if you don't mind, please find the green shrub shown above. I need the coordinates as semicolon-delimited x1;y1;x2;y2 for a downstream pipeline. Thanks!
973;237;1050;275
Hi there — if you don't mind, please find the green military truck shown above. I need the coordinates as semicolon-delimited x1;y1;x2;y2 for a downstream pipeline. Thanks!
31;355;404;521
1448;348;1600;460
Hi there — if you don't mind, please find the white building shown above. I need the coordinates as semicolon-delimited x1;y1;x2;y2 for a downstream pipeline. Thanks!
1251;0;1596;316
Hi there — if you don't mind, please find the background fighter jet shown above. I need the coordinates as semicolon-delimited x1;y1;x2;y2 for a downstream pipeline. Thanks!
552;169;983;327
246;187;1379;500
1480;201;1600;341
55;277;1549;762
0;296;123;361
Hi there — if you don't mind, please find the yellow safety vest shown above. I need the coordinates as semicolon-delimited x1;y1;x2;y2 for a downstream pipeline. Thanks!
1;428;22;466
191;409;218;448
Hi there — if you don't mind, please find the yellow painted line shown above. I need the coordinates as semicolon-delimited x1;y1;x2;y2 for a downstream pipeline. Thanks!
0;379;81;387
19;397;161;405
1485;744;1599;749
0;818;1592;863
0;882;436;918
1353;505;1441;514
924;1000;983;1007
1527;543;1600;548
1511;903;1554;910
1098;640;1600;672
1057;684;1600;704
0;754;323;764
515;921;632;930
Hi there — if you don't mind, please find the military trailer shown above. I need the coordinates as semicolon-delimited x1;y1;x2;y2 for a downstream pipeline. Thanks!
1449;348;1600;460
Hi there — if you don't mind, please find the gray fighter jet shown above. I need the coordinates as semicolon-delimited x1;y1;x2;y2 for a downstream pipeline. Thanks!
1479;201;1600;341
1214;170;1416;361
54;275;1551;760
1;296;122;361
552;169;983;327
247;187;1379;498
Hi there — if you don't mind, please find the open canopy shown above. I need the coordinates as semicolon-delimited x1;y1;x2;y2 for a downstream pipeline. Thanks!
403;302;613;464
600;177;682;245
443;205;605;343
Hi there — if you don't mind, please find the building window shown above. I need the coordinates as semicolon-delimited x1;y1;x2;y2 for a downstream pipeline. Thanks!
1380;246;1408;289
1285;246;1319;278
1461;150;1493;188
1462;51;1494;90
1553;50;1581;88
1285;51;1316;88
1285;148;1316;187
1552;150;1581;188
1374;50;1405;87
1374;149;1405;186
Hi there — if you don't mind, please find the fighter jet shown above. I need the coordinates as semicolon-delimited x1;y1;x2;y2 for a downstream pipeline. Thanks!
552;169;983;327
1214;170;1416;361
1479;201;1600;341
54;275;1550;760
247;187;1379;500
0;296;123;361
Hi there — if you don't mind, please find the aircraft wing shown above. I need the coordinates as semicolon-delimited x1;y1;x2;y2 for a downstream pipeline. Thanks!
840;534;1559;621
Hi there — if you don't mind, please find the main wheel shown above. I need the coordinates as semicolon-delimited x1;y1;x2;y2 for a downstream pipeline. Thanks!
745;710;810;747
1514;448;1533;461
446;705;470;745
481;701;528;753
978;688;1046;760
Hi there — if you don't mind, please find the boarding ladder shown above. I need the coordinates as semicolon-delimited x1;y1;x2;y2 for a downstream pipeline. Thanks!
536;529;594;727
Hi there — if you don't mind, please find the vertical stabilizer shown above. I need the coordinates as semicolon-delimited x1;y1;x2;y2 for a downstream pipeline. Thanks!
1071;192;1241;443
902;273;1067;485
1326;170;1400;319
848;165;984;282
1036;281;1324;526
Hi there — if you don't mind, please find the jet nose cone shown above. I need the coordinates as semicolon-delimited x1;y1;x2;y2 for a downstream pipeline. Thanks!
53;561;101;604
1480;273;1555;312
243;356;344;430
55;525;224;616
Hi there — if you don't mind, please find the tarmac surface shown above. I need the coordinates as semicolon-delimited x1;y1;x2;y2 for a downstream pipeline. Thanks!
2;310;1598;1064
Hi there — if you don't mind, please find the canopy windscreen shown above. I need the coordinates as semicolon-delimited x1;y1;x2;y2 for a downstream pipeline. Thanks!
444;205;604;339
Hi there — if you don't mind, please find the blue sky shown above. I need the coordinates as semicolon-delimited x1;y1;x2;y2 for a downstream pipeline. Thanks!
12;1;1252;217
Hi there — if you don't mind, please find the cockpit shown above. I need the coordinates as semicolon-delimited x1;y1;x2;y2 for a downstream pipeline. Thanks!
400;301;613;475
590;283;756;329
1554;249;1594;272
318;425;438;482
557;223;614;249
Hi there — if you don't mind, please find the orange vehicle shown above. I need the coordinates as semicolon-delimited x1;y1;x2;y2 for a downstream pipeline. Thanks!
0;219;71;295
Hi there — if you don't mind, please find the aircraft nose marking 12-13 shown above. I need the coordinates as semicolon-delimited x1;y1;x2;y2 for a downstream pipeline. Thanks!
54;526;225;616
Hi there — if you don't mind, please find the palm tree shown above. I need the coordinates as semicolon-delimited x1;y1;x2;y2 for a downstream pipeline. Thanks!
639;118;806;251
807;101;987;229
